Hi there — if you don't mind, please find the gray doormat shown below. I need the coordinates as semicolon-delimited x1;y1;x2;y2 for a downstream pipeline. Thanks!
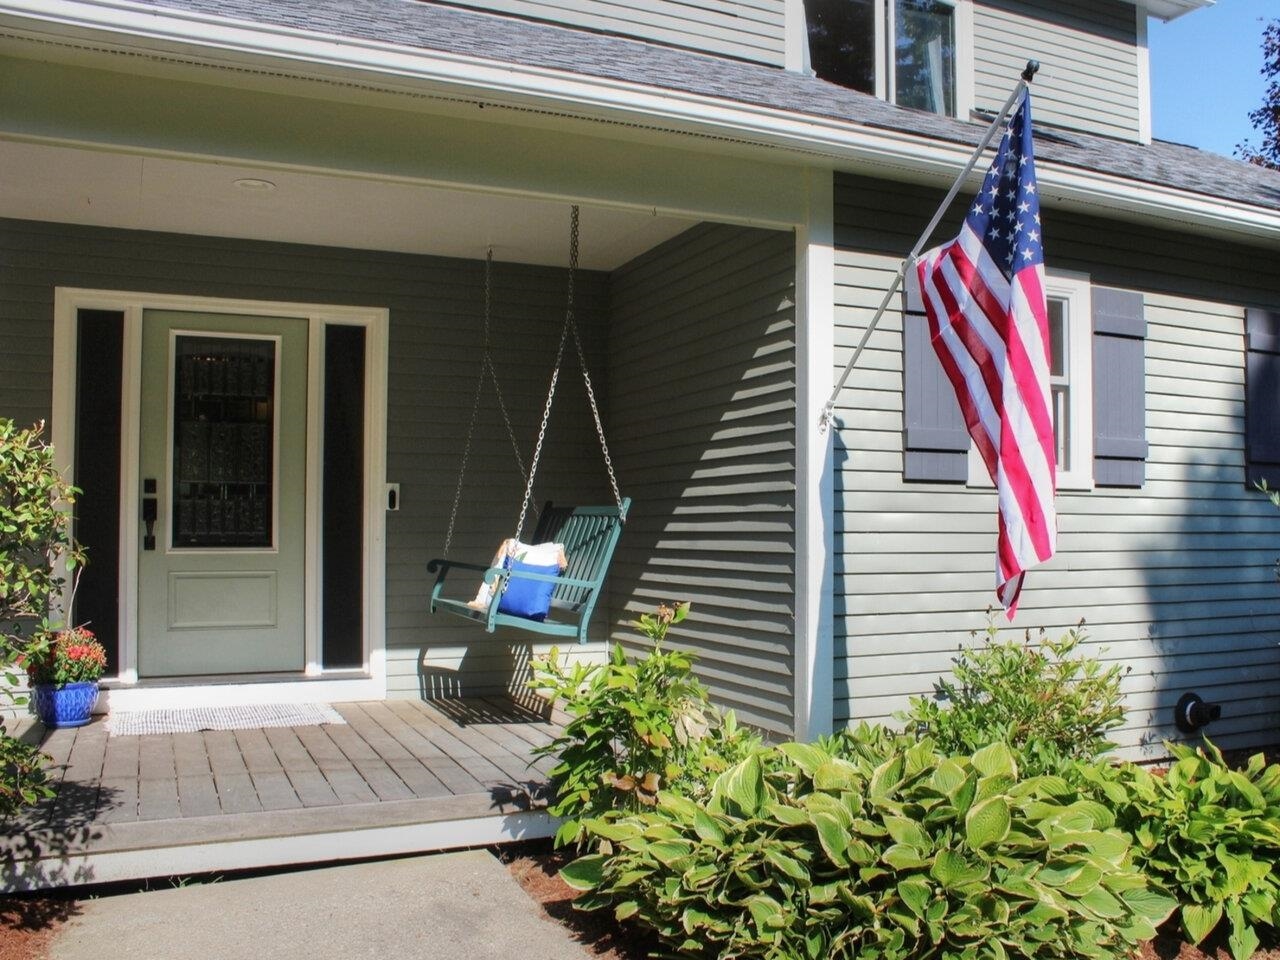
104;703;347;737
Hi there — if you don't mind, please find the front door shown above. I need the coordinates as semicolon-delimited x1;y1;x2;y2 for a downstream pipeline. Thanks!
137;310;309;677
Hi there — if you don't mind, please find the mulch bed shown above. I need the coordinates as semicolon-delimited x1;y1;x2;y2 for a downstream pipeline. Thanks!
0;893;80;960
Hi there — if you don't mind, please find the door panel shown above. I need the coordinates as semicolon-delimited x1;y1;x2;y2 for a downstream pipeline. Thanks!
137;310;308;677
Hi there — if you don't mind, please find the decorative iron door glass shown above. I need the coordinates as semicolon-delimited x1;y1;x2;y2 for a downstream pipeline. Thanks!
172;335;275;548
137;310;308;678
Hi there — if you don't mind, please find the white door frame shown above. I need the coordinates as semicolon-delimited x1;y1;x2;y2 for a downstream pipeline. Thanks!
52;288;390;709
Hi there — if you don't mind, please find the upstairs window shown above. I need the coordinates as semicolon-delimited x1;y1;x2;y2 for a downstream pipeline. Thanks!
805;0;962;117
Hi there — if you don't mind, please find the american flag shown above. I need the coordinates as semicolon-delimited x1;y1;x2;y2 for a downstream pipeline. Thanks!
915;92;1057;617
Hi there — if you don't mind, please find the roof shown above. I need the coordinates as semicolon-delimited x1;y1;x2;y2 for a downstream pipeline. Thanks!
115;0;1280;216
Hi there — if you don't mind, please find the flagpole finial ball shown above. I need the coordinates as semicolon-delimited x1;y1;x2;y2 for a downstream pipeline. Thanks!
1022;60;1040;82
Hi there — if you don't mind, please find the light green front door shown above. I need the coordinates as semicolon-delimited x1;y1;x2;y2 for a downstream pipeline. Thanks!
137;310;309;677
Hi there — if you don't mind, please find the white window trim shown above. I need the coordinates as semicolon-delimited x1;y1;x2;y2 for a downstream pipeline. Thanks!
968;270;1094;492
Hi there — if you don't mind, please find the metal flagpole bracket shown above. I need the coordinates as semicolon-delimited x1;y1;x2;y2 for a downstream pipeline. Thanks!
816;64;1041;434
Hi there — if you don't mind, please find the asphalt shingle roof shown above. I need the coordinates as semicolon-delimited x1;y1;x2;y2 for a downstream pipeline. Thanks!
133;0;1280;214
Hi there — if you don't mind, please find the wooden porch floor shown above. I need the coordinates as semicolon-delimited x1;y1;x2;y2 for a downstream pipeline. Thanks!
2;698;563;891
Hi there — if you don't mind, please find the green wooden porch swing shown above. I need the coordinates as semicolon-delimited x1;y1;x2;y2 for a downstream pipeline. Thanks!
427;206;629;644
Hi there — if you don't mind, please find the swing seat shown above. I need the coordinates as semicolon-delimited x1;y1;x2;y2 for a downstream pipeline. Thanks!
428;499;630;644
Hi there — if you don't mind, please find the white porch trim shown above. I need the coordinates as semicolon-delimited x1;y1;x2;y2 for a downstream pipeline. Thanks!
52;288;389;708
793;167;835;742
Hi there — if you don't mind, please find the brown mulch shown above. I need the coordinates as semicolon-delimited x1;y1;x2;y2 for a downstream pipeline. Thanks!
497;840;660;960
0;894;79;960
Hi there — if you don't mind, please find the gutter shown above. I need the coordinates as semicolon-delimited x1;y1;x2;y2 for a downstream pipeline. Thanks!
0;0;1274;245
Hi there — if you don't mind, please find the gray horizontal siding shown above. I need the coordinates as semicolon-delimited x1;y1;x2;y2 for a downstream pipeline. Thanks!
608;222;797;737
832;174;1280;757
974;0;1141;141
440;0;786;65
0;217;611;699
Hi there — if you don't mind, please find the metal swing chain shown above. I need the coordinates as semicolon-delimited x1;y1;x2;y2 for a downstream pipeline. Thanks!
443;249;531;557
513;206;626;546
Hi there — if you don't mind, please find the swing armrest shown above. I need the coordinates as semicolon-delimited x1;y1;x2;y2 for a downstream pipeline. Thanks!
427;559;509;612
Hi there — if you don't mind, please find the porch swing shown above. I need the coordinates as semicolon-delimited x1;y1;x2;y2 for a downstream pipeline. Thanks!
427;206;630;645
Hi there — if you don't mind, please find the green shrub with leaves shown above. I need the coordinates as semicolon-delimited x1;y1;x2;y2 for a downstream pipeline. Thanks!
901;622;1127;775
565;729;1175;960
0;418;85;816
1090;741;1280;960
530;602;759;847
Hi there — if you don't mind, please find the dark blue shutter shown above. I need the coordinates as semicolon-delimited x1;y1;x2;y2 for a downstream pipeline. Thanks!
1092;287;1147;488
902;283;968;482
1245;308;1280;487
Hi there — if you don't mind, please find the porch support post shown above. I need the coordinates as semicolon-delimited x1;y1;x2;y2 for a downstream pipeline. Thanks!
793;166;835;742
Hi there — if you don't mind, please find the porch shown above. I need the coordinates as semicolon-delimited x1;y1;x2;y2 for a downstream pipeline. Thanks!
2;698;561;892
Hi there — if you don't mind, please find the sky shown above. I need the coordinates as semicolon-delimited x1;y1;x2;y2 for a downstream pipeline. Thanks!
1148;0;1274;158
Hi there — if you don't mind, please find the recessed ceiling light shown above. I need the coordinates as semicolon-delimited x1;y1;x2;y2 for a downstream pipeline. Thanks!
233;178;276;192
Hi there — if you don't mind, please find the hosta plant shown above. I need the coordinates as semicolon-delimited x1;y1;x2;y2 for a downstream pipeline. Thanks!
565;730;1176;960
1098;740;1280;960
902;621;1127;776
529;602;759;847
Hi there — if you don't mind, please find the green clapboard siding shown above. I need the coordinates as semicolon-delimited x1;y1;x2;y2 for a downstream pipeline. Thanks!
0;217;612;700
608;222;797;738
974;0;1141;141
442;0;786;66
831;174;1280;757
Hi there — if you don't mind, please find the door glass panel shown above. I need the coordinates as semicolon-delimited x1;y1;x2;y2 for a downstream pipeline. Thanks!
172;335;275;548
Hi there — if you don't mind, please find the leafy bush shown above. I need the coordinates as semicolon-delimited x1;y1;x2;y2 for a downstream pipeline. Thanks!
901;622;1126;775
0;419;84;816
1095;741;1280;960
530;602;759;847
565;729;1175;960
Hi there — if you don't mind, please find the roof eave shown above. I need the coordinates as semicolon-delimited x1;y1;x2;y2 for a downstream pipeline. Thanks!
1129;0;1214;23
0;0;1274;247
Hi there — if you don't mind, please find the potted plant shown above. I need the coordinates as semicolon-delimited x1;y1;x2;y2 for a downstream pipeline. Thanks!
24;626;106;728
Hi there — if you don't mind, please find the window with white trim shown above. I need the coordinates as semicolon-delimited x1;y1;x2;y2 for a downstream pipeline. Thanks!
804;0;972;118
970;272;1094;491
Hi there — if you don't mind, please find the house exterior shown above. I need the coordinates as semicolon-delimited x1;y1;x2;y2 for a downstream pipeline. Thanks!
0;0;1276;758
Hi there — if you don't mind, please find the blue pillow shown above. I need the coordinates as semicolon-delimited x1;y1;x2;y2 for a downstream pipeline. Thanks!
498;559;560;620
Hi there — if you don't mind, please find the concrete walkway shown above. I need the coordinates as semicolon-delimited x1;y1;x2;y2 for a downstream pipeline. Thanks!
49;850;592;960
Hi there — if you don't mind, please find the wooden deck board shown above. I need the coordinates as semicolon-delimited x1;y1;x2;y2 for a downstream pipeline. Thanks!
4;698;562;891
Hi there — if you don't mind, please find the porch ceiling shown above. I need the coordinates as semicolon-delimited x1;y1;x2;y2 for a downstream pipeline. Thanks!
0;138;696;270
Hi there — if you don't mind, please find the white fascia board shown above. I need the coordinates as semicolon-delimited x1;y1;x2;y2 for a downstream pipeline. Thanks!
1124;0;1213;23
0;0;1272;245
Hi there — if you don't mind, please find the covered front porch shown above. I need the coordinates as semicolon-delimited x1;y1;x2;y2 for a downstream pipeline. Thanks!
4;698;560;891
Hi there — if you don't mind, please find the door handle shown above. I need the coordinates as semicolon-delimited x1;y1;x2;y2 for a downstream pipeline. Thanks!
142;478;158;551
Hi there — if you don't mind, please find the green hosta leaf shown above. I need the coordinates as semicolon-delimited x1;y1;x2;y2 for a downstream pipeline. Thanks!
715;753;765;818
1078;886;1126;920
932;758;967;795
1120;887;1178;926
658;792;699;820
931;848;989;890
869;754;905;800
648;840;694;867
559;854;606;891
884;815;930;850
882;843;931;871
747;893;786;932
763;847;810;882
897;877;931;918
1229;920;1261;960
554;818;582;847
813;759;860;792
692;808;726;844
779;741;830;777
812;812;853;866
588;819;644;842
765;802;810;827
971;742;1017;780
965;796;1012;850
615;900;641;921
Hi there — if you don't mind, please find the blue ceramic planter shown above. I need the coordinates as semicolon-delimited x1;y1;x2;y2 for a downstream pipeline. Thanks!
31;681;99;728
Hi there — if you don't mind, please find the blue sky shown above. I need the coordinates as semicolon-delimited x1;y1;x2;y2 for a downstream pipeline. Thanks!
1149;0;1273;157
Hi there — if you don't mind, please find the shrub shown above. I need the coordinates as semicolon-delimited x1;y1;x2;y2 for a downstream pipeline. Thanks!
530;602;759;847
1097;741;1280;960
901;622;1126;775
0;418;84;816
565;730;1175;960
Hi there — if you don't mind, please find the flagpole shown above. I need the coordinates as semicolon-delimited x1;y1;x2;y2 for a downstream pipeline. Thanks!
817;59;1041;432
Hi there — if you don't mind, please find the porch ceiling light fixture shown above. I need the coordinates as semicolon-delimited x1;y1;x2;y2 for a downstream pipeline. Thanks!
233;177;277;193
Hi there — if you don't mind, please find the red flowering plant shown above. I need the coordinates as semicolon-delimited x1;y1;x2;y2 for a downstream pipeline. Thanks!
23;627;107;686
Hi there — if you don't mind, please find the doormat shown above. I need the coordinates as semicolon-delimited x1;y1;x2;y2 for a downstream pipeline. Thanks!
104;703;347;737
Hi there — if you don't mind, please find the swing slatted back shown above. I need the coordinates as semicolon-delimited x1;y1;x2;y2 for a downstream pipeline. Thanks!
531;501;627;614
